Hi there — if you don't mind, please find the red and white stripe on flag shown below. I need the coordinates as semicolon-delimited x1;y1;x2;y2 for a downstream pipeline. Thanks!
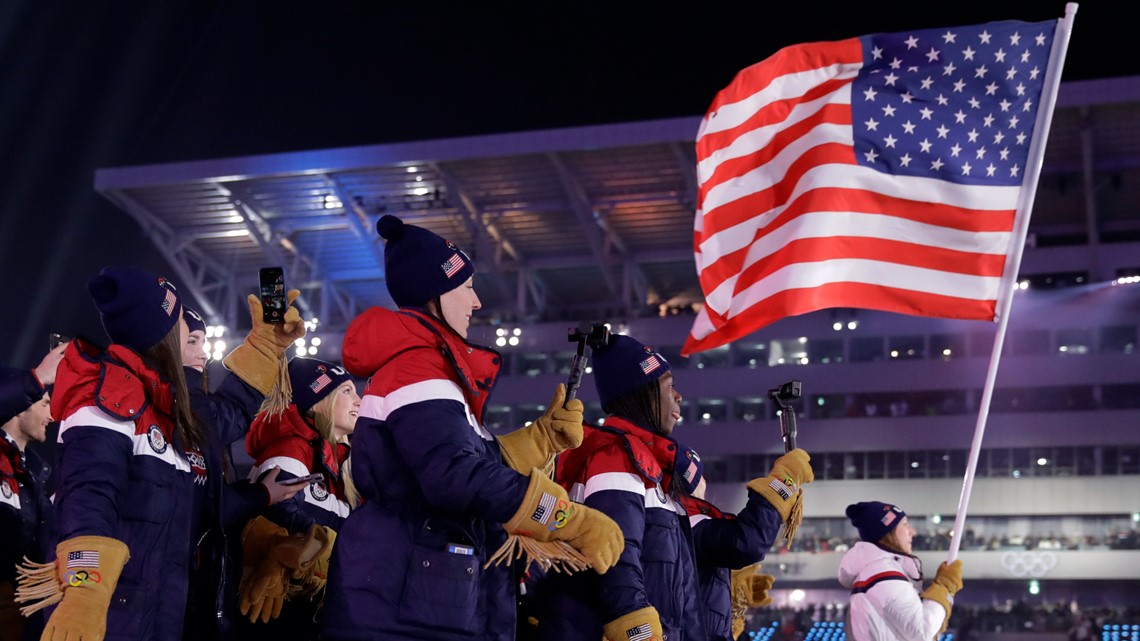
683;17;1060;355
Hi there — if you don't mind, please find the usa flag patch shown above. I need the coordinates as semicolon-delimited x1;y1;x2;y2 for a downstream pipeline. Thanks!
161;289;177;315
639;355;661;375
67;550;100;569
310;373;333;394
440;254;465;278
626;623;654;641
531;491;557;525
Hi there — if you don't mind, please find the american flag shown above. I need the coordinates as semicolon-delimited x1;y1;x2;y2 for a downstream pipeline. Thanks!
310;373;332;393
683;16;1065;355
67;550;100;569
161;288;178;316
440;254;465;278
626;623;655;641
639;354;662;375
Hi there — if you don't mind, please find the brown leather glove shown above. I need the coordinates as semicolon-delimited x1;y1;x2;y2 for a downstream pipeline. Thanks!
500;470;624;573
746;449;813;546
603;606;663;641
920;560;964;634
30;536;131;641
223;289;306;395
238;516;331;623
731;563;775;639
291;527;337;599
498;383;584;473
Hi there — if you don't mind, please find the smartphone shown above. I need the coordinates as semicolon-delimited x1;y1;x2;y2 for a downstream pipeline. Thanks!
49;333;71;351
259;266;287;324
279;473;323;486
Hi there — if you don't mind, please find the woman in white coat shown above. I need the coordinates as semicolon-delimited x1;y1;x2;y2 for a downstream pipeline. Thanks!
837;501;964;641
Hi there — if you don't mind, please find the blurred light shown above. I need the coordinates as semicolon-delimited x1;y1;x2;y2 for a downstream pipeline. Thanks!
307;346;318;356
508;336;519;346
890;350;899;358
512;328;522;337
790;589;806;603
1131;512;1140;522
496;328;506;337
213;341;225;353
910;461;919;468
847;320;858;330
323;194;342;210
833;322;843;331
798;336;807;343
931;514;942;524
1028;579;1040;595
799;357;809;365
406;166;417;173
413;187;429;196
295;347;306;357
1018;280;1030;290
294;338;306;347
943;348;952;357
817;397;825;406
495;337;507;347
1037;457;1048;466
1012;469;1022;478
311;337;321;346
584;366;593;374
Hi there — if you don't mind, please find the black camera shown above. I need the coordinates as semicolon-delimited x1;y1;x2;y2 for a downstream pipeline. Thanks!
768;380;802;404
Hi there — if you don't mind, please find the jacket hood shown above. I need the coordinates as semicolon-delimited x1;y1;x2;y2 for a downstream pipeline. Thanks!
52;338;174;427
838;541;922;587
246;404;337;476
342;307;442;378
346;307;502;422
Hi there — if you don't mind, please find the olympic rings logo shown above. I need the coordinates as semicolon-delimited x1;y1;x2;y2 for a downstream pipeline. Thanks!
548;499;571;531
66;570;102;587
1000;551;1057;578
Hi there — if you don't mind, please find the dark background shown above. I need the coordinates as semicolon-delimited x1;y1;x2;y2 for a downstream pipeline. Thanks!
0;1;1125;367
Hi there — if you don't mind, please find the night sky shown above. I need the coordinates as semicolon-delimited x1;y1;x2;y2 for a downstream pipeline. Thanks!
0;1;1127;366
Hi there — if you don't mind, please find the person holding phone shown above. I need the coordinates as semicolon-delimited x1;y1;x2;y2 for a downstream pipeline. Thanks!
534;335;814;641
14;266;308;641
673;443;797;641
236;356;359;640
179;305;307;641
321;215;624;641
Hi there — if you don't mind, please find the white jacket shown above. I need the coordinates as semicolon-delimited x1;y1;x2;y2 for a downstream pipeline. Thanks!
837;542;949;641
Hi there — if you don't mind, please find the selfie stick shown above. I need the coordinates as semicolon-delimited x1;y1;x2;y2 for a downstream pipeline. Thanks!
768;380;802;453
565;323;610;404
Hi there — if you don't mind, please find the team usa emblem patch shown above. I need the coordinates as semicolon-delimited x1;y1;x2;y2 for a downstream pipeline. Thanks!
146;424;168;454
310;481;329;502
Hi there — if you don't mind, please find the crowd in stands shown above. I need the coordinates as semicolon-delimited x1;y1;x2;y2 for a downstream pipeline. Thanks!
777;528;1140;554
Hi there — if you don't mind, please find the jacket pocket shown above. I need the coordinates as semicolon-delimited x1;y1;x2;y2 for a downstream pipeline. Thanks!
396;544;481;634
104;583;151;640
118;462;173;524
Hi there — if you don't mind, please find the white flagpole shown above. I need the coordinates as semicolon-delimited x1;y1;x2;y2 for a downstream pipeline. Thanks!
946;3;1079;563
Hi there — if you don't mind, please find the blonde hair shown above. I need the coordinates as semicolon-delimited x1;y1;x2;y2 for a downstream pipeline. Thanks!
306;387;360;509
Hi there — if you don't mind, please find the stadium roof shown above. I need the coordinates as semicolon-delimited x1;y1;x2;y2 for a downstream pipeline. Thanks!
94;75;1140;332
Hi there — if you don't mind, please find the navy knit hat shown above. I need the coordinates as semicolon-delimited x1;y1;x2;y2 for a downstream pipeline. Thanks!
183;306;207;335
846;501;907;542
87;266;183;353
289;357;354;414
376;215;475;308
676;445;705;496
592;335;672;408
